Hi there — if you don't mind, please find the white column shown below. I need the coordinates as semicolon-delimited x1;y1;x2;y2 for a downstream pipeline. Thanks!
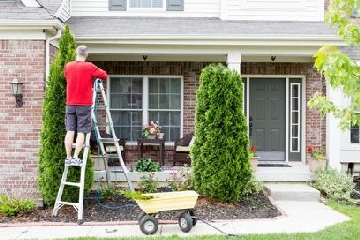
227;52;242;73
326;84;343;170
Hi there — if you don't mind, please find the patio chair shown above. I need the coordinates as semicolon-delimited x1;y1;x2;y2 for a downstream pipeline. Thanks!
173;131;194;166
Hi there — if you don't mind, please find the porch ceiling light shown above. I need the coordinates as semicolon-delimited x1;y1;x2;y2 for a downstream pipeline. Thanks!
9;75;24;107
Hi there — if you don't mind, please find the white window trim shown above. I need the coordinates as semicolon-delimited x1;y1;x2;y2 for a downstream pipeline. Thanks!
107;75;184;145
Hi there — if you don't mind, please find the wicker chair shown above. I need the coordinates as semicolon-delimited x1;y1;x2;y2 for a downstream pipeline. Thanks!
172;131;194;166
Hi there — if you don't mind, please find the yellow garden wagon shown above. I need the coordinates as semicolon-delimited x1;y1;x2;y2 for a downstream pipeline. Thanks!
135;190;199;235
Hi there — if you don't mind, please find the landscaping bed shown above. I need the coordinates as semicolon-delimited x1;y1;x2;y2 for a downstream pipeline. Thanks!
0;191;281;224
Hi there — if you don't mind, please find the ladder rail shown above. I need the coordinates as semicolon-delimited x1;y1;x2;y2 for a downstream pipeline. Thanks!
95;80;134;191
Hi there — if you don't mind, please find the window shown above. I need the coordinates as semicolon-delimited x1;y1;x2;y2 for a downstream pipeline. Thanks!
109;0;184;11
129;0;163;8
109;76;182;142
290;83;300;152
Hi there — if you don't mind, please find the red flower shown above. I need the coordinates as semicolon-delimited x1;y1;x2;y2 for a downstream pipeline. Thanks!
307;146;313;153
249;145;257;151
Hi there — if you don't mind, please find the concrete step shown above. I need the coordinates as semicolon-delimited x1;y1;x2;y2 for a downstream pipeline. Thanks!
263;183;320;202
255;162;313;182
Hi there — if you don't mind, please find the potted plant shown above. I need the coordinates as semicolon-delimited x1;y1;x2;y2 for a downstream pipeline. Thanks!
142;121;161;139
249;145;259;172
307;145;326;172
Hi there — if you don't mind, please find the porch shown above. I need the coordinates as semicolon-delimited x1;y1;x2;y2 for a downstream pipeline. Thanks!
93;160;313;187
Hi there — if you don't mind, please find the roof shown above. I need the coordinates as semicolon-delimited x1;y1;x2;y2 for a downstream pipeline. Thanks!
0;0;53;20
37;0;63;16
66;17;338;38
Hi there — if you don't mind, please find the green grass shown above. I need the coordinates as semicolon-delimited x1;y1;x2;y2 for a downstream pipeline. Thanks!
62;201;359;240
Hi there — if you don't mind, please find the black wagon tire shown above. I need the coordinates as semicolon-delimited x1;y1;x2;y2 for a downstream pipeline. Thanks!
137;211;146;223
178;211;193;233
139;215;158;235
189;209;197;226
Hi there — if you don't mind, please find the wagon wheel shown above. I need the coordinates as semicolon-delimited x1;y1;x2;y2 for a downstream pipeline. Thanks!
137;211;146;223
178;211;193;233
139;215;158;235
188;209;197;226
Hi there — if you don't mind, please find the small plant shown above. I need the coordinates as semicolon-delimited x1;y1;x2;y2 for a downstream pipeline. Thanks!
310;167;355;201
142;121;162;137
0;194;36;217
242;173;263;196
99;186;121;201
167;165;192;191
135;158;162;172
120;190;153;200
249;145;257;158
307;145;325;160
137;173;158;193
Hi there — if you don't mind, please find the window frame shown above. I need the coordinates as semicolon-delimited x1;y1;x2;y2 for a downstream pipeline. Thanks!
127;0;166;11
107;75;184;144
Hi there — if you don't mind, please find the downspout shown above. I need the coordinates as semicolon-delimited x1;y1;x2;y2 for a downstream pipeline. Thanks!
45;29;62;80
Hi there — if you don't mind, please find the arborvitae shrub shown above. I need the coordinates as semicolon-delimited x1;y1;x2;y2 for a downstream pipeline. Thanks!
191;63;251;203
38;25;93;205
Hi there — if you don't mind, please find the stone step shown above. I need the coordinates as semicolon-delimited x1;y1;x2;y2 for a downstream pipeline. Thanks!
263;183;320;202
255;163;313;182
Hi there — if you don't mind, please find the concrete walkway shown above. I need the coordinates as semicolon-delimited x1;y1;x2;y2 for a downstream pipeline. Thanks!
0;200;350;240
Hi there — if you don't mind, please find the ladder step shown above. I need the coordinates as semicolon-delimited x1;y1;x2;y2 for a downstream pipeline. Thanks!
63;181;81;187
99;137;119;143
106;154;120;159
93;122;111;127
57;201;80;207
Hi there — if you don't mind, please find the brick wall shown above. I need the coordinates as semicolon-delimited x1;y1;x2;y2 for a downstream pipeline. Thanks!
95;61;324;164
0;40;46;202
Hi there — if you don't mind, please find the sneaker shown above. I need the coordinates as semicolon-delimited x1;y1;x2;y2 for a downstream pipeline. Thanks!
70;157;83;166
64;158;72;166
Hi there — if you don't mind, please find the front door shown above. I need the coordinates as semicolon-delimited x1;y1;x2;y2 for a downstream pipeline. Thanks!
249;78;286;160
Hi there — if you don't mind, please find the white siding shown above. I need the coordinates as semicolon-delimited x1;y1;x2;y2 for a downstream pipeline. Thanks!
223;0;324;21
70;0;220;17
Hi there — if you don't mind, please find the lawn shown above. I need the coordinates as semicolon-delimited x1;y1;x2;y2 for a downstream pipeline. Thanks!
65;201;360;240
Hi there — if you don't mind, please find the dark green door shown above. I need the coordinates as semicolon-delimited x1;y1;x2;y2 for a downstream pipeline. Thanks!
249;78;286;160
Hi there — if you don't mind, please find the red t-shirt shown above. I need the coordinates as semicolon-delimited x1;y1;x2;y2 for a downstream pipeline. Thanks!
64;61;108;105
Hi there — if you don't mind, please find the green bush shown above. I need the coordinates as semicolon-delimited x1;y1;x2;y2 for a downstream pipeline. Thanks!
135;158;162;172
137;173;158;193
38;25;93;205
242;174;263;196
311;167;355;201
0;194;36;217
167;165;192;191
191;63;252;203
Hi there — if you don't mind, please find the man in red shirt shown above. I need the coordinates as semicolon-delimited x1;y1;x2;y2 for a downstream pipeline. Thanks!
64;45;108;166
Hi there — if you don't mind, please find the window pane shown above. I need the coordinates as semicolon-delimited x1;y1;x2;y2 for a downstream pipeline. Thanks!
149;111;181;141
291;138;298;151
130;0;163;8
351;126;360;143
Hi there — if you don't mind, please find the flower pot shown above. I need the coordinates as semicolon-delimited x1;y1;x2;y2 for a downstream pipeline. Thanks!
146;135;156;139
308;157;326;172
250;157;259;172
157;132;165;139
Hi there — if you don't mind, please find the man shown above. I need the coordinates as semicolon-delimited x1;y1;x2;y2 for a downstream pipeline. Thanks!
64;45;108;166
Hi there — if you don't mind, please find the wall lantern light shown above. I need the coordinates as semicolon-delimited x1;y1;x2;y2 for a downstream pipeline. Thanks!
9;75;24;107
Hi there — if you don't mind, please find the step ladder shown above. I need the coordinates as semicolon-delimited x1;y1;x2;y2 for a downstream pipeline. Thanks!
52;79;134;225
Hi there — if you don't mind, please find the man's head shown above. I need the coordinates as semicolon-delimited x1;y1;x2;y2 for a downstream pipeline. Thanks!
76;45;88;61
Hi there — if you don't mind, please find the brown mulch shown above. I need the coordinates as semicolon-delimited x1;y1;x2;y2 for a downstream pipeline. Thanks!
0;190;282;224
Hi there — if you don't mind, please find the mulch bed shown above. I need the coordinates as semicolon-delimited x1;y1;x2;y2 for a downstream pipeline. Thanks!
0;191;282;224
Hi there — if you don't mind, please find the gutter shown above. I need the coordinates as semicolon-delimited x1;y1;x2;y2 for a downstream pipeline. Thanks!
45;29;62;80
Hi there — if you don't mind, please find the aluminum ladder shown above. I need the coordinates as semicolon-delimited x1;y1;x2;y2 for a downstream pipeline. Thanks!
52;79;134;225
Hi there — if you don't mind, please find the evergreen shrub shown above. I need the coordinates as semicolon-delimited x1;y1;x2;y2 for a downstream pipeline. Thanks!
191;63;251;202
